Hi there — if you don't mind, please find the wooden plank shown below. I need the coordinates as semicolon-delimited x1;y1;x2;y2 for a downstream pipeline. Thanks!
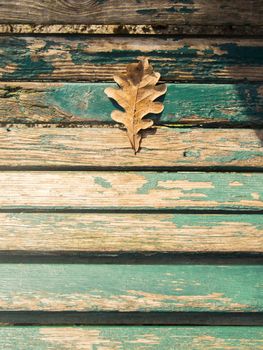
0;36;263;82
0;128;262;168
0;326;263;349
1;24;263;36
0;172;262;211
0;213;262;253
1;83;263;126
0;0;262;28
0;264;261;312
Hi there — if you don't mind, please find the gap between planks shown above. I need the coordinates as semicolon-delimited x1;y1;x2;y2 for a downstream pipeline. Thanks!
0;313;262;327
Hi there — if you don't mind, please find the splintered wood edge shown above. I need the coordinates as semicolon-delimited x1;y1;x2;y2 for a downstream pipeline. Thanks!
0;24;263;35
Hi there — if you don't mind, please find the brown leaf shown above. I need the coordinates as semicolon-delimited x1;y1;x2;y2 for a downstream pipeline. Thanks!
105;58;167;154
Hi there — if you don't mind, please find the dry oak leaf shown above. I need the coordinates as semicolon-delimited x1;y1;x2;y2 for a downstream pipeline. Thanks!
105;58;167;154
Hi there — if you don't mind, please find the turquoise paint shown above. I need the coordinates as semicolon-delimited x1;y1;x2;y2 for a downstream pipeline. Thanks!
183;150;201;158
136;9;158;15
42;83;263;125
136;172;262;206
45;84;112;120
0;37;54;80
94;176;112;189
178;7;196;13
206;150;263;163
219;43;263;61
189;42;263;81
160;214;263;229
166;6;196;13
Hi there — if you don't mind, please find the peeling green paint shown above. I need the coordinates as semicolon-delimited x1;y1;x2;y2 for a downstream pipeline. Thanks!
160;214;263;229
0;37;54;80
94;176;112;189
166;6;196;13
136;9;158;15
136;172;262;207
183;150;201;158
206;150;263;163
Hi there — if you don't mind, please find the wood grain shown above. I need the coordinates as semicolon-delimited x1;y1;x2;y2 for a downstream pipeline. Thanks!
0;213;262;253
0;36;263;82
0;128;262;168
0;264;262;312
0;0;262;27
1;83;263;126
0;172;261;211
1;326;263;349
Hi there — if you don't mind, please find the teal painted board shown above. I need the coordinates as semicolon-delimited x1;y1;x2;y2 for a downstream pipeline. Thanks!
0;265;262;312
1;83;262;126
0;36;263;82
0;326;262;349
0;172;262;210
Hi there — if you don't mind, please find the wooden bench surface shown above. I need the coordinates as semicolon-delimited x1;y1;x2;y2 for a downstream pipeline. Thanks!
0;0;262;348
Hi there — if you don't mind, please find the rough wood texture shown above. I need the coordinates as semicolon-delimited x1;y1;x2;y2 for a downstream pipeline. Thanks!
0;213;262;253
1;24;263;36
0;0;262;27
1;327;263;349
1;83;262;126
1;36;263;82
0;128;262;168
0;264;262;312
0;172;262;211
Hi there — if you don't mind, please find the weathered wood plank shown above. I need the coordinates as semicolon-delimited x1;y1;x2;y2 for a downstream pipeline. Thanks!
0;213;262;253
1;24;263;36
1;326;263;349
0;172;261;211
0;128;262;168
0;264;261;312
0;36;263;82
1;83;262;126
0;0;262;27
